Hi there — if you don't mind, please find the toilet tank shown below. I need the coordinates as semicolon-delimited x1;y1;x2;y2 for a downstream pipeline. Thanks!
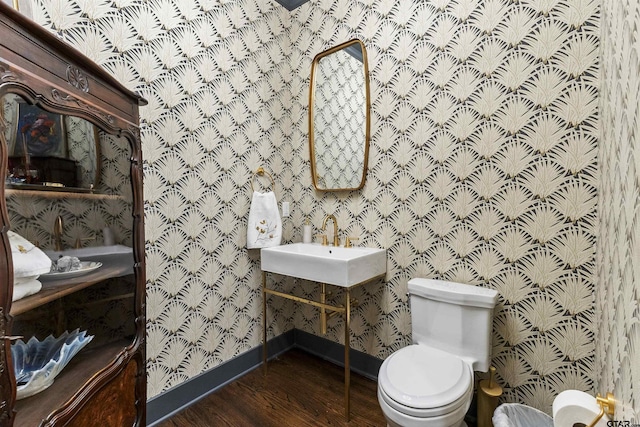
408;278;498;372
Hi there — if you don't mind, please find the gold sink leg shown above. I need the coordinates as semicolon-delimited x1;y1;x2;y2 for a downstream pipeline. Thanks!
321;283;327;335
345;287;351;421
262;271;268;375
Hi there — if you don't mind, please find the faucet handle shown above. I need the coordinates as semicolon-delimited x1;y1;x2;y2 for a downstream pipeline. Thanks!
315;234;328;246
74;235;97;249
344;236;359;248
53;216;64;251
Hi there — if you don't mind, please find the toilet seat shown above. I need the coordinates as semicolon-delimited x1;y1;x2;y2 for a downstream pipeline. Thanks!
378;345;473;418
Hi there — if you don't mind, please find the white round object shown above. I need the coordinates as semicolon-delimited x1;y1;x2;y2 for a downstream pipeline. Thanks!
379;345;472;416
553;390;609;427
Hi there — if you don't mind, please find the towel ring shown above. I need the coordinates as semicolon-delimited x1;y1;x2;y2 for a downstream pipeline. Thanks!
251;167;275;192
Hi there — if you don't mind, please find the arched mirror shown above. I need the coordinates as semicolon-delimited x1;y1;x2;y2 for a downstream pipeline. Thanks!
2;93;100;192
309;39;370;191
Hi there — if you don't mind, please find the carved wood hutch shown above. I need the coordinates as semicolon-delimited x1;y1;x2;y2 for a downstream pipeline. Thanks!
0;4;146;426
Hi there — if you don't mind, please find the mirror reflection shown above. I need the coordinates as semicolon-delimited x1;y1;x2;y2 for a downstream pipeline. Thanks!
3;93;100;192
309;39;370;191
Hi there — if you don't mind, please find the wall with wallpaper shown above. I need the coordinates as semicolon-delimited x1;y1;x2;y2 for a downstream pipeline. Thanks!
288;0;599;413
27;0;293;399
595;0;640;421
20;0;624;416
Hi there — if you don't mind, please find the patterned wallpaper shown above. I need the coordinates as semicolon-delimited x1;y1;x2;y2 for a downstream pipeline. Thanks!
313;48;366;189
25;0;293;399
595;0;640;421
288;0;600;414
17;0;637;417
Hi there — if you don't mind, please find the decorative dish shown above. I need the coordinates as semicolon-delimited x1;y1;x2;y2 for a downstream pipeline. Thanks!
12;329;94;399
40;261;102;280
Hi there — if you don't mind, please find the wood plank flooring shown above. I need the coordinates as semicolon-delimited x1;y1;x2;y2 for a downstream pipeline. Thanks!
156;349;386;427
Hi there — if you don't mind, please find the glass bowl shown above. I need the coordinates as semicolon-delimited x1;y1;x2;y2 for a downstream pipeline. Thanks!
11;329;94;399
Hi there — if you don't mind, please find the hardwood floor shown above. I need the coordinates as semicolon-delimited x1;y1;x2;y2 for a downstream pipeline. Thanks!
156;349;386;427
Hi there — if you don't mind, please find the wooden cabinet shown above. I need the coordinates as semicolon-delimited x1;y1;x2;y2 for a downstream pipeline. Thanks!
0;4;146;426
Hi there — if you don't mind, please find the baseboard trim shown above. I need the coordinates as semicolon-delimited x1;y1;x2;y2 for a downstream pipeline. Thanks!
146;329;382;425
146;330;294;426
292;329;382;381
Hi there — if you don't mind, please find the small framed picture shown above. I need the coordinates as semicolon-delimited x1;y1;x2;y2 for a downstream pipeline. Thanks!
12;103;67;158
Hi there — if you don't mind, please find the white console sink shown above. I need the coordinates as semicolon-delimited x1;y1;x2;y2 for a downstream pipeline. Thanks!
261;243;386;287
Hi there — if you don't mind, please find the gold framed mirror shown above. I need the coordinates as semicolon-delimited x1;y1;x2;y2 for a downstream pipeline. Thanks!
309;39;370;191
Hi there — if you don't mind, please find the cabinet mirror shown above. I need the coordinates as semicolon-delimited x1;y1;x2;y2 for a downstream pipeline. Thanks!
3;93;100;192
309;39;370;191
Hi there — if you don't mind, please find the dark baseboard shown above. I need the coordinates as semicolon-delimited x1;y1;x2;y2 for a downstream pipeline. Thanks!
146;330;294;426
146;329;382;426
292;329;382;381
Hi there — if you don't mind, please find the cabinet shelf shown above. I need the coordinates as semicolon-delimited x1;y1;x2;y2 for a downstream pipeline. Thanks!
11;259;133;316
14;340;130;426
5;188;123;200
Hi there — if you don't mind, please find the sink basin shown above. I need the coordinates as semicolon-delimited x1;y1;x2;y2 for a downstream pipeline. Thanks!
44;245;134;278
44;245;132;260
261;243;386;287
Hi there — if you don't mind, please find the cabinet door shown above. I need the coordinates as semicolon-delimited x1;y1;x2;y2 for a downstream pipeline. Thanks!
0;4;146;424
2;100;143;425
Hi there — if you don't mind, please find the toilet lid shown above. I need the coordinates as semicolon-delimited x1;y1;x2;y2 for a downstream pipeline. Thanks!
379;345;471;410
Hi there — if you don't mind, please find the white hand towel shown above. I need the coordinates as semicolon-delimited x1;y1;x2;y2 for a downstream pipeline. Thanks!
247;191;282;249
12;277;42;302
8;230;52;279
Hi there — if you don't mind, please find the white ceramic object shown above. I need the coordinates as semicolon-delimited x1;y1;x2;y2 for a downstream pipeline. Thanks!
377;279;498;427
40;261;102;280
260;243;386;287
12;329;94;399
408;278;498;372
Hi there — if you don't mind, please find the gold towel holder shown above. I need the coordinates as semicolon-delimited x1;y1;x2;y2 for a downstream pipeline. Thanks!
251;167;275;192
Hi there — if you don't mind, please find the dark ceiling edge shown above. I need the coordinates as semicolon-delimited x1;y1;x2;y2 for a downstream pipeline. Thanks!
273;0;311;11
344;44;363;63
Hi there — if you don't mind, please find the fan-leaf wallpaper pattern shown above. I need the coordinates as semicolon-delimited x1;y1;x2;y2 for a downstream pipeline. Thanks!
12;0;634;418
596;0;640;420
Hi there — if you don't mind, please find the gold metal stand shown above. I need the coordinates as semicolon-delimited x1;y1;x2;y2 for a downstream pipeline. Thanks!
262;271;268;376
344;287;351;420
477;366;502;427
262;271;383;421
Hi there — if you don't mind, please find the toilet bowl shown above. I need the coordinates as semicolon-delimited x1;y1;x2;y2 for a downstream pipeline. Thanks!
377;345;473;427
377;279;498;427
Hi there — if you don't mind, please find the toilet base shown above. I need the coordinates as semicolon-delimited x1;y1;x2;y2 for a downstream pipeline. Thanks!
378;386;471;427
386;422;467;427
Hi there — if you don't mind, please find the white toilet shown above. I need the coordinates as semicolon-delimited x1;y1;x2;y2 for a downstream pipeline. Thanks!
377;278;499;427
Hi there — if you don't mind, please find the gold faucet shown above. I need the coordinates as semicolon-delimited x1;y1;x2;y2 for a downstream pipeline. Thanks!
344;236;359;248
321;214;339;246
53;215;64;251
74;235;96;249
